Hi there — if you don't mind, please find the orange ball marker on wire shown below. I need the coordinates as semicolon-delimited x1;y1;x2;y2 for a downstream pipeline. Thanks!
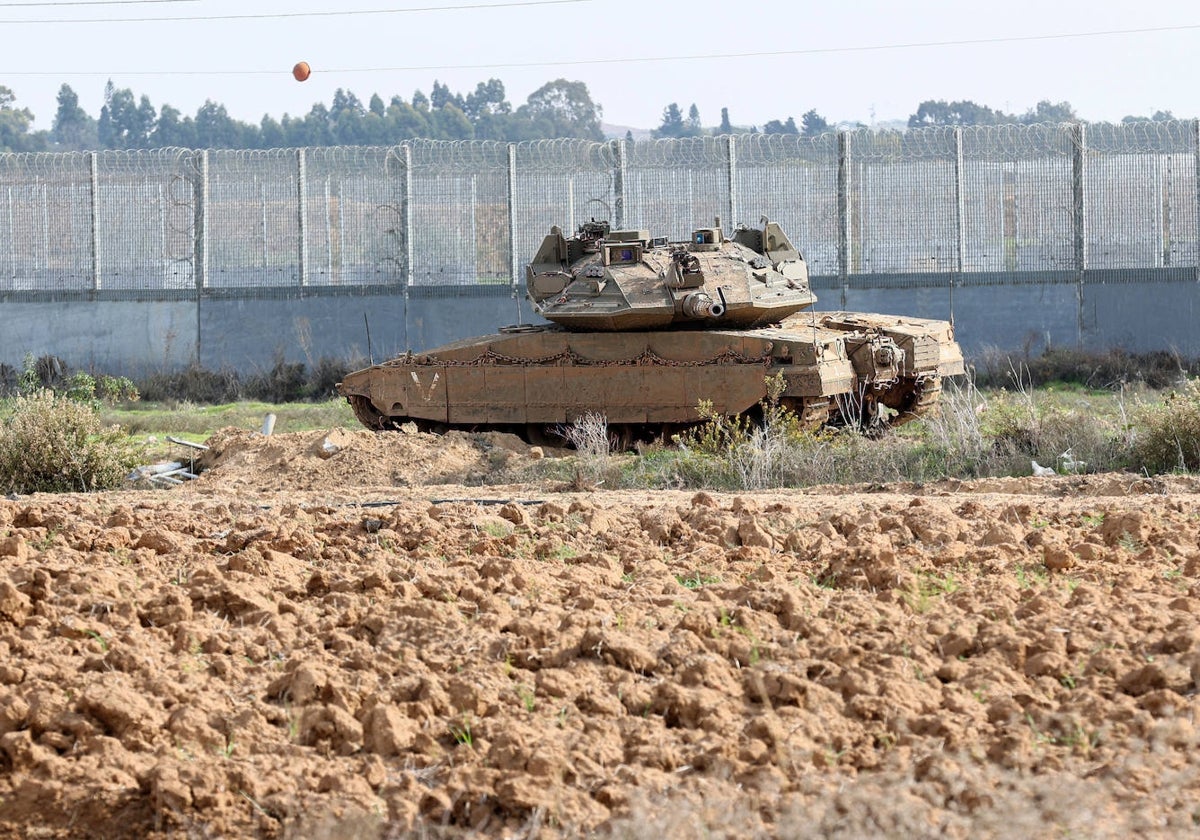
292;61;311;82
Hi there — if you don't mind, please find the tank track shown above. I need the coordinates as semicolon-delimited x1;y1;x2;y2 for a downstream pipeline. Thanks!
881;376;943;427
830;376;944;432
348;395;393;431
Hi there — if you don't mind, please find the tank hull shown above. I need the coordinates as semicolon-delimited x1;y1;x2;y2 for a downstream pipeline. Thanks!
337;312;964;442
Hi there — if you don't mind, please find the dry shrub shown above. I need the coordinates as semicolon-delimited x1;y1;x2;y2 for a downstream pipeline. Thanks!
1132;378;1200;473
136;356;360;405
0;390;143;493
138;364;241;404
558;412;619;488
561;411;611;458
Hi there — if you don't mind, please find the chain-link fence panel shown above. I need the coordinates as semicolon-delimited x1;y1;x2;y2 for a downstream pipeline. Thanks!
960;124;1077;279
733;133;840;279
0;152;94;292
511;139;616;287
851;128;958;281
1165;151;1199;269
621;137;730;240
406;140;510;287
303;146;402;286
1085;121;1199;275
95;149;196;290
205;149;301;288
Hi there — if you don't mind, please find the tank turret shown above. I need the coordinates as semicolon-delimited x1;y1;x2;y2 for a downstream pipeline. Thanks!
526;218;816;331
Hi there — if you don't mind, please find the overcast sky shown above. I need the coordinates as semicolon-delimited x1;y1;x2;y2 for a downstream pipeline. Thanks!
1;0;1196;132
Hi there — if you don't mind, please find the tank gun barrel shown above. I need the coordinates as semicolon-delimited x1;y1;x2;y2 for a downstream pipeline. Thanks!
681;292;725;320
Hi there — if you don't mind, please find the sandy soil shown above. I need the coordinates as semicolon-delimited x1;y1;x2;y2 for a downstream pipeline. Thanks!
2;427;1200;838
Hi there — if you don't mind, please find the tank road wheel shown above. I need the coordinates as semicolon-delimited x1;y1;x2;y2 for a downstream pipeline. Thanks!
348;395;391;430
524;424;566;448
414;419;449;435
831;388;885;433
608;424;636;453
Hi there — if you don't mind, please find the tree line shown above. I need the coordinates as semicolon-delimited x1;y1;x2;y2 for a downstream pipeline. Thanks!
0;78;610;152
0;77;1187;153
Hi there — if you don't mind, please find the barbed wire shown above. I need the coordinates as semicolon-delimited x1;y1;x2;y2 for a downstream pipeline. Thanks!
734;133;839;166
511;138;615;173
404;138;512;172
1085;119;1199;154
6;120;1191;175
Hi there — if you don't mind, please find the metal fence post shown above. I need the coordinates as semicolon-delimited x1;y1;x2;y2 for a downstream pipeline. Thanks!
193;150;209;290
88;151;101;290
1194;118;1200;283
953;129;966;273
613;138;627;230
401;143;413;350
837;130;853;309
508;144;519;294
400;144;414;289
952;127;965;321
193;149;208;366
297;148;309;287
1071;122;1087;346
726;135;737;229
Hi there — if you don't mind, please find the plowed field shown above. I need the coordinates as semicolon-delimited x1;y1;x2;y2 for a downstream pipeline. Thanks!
1;428;1199;838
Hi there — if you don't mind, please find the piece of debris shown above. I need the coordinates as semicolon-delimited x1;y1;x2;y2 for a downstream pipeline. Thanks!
1058;449;1087;474
166;436;209;451
1031;460;1056;477
128;461;199;487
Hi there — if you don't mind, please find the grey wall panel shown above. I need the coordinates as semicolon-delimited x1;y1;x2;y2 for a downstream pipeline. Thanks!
824;284;1080;357
196;293;533;371
0;300;195;376
1082;282;1200;355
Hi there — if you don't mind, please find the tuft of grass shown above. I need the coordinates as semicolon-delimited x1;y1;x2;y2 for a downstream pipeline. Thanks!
903;572;961;614
449;717;474;749
676;572;721;590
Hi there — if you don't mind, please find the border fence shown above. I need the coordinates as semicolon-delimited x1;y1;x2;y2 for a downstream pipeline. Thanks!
2;122;1199;372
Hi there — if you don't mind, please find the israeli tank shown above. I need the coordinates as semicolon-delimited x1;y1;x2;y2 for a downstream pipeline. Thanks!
337;218;964;446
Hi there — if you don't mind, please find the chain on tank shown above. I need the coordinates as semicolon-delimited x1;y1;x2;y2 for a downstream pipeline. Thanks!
383;347;775;369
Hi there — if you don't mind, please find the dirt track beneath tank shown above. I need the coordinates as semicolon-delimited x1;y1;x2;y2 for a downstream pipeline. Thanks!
2;427;1200;838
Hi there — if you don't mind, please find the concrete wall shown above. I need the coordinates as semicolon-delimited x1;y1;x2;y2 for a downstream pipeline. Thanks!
2;275;1199;377
196;291;528;372
829;283;1082;357
1083;281;1200;356
0;299;197;376
0;288;530;377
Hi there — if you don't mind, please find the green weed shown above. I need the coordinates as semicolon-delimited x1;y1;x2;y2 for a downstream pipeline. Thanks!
676;572;721;590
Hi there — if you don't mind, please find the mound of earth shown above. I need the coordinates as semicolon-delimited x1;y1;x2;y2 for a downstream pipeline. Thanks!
191;426;546;495
1;428;1198;837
